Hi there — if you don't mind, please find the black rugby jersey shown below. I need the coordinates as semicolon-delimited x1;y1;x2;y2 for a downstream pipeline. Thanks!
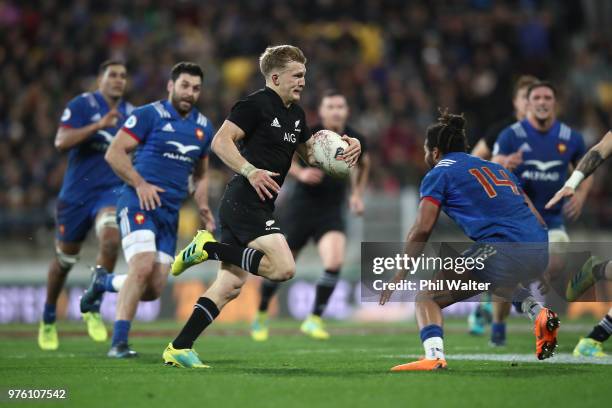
225;86;311;206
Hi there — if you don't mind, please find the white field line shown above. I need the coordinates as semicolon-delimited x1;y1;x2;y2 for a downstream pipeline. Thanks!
382;353;612;365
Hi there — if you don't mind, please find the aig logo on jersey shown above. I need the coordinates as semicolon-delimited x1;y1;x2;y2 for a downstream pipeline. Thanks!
283;132;297;143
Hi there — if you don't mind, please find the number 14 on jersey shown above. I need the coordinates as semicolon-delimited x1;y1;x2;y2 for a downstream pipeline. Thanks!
469;167;519;198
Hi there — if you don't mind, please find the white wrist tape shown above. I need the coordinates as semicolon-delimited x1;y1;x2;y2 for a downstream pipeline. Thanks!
240;163;257;178
564;171;584;190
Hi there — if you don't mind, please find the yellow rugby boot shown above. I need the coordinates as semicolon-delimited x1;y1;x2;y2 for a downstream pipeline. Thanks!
300;314;330;340
38;321;59;351
251;311;269;342
172;230;215;276
163;343;210;368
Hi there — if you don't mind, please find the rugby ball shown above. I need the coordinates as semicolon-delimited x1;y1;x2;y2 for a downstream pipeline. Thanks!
312;129;350;178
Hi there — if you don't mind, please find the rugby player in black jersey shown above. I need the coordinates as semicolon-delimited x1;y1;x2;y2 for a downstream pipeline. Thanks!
252;90;370;341
161;45;362;367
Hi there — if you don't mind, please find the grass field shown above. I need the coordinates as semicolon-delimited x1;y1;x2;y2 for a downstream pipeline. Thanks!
1;318;610;408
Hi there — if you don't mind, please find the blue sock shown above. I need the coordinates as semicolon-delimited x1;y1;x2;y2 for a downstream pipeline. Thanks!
491;322;506;344
512;301;523;314
420;324;444;342
111;320;131;346
102;274;117;293
42;303;56;324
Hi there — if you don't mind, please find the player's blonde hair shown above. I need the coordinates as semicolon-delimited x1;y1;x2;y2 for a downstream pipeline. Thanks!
259;45;306;77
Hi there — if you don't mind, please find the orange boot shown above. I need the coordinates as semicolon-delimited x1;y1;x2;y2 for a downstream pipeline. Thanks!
535;308;560;360
390;358;447;371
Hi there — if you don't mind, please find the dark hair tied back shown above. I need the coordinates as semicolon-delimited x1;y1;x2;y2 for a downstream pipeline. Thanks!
438;109;466;135
426;108;468;154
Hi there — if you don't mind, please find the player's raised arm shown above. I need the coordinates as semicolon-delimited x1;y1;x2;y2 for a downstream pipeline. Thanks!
55;110;121;152
54;64;128;152
192;156;215;231
563;167;593;221
546;130;612;209
491;131;523;171
105;129;165;211
379;198;441;305
491;125;524;170
212;119;280;201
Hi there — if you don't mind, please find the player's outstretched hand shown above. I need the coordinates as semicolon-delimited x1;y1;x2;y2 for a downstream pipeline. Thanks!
504;150;523;171
136;180;165;210
298;167;324;185
248;169;281;201
545;186;575;209
98;109;121;129
379;271;406;305
199;205;216;231
337;135;361;167
350;193;364;216
563;193;584;221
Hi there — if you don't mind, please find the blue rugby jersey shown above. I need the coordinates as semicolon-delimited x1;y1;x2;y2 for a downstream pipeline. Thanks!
493;119;586;229
58;91;134;203
420;152;547;243
120;100;214;211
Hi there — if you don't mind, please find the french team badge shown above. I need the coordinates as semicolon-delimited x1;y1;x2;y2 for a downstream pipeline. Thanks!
196;128;204;140
134;213;146;225
557;143;567;154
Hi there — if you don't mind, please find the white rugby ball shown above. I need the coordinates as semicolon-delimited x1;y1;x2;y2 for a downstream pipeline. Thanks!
312;129;350;178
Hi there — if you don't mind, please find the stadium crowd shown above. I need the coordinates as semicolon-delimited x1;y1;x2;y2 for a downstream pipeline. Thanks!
0;0;610;238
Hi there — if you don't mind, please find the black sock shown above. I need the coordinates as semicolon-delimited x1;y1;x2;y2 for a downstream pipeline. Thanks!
203;242;264;275
172;297;220;349
593;261;610;281
312;269;340;317
259;280;280;311
587;314;612;343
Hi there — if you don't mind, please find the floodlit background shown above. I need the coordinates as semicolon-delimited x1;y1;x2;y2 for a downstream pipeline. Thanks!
0;0;611;324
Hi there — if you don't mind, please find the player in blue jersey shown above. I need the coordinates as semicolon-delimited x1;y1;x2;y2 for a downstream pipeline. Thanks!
100;62;215;358
467;75;538;338
38;60;134;351
493;81;593;233
379;111;559;371
490;81;593;346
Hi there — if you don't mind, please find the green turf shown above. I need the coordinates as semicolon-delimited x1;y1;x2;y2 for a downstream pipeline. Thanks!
1;319;609;408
